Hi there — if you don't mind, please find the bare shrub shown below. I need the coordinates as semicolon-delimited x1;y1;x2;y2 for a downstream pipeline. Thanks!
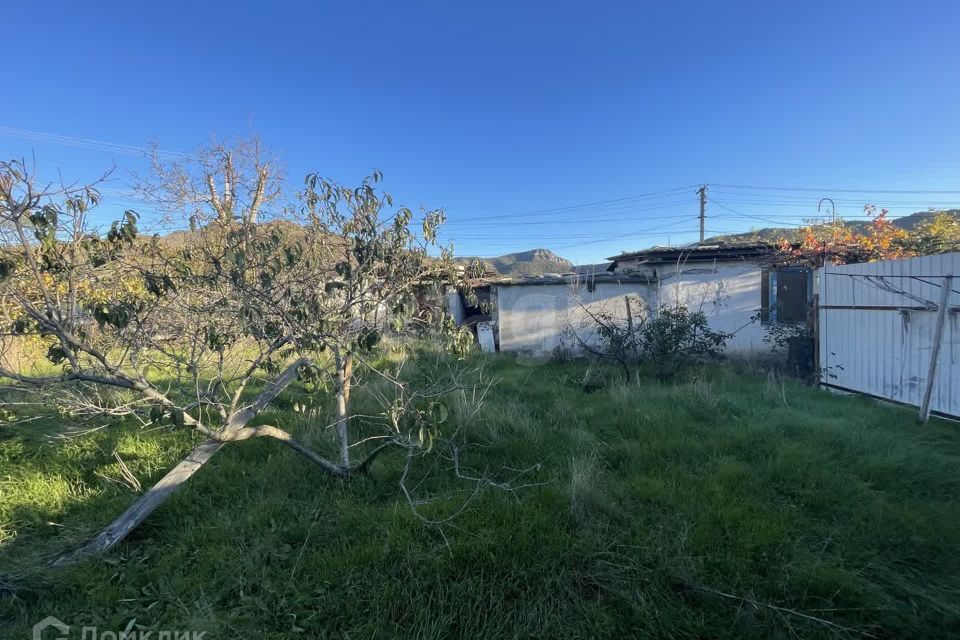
572;298;730;381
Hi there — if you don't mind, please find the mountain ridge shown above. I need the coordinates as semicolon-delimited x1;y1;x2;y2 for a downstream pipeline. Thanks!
455;248;573;275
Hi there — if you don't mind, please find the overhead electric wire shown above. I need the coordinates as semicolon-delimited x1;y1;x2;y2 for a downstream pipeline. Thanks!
711;183;960;195
709;189;960;207
707;196;807;227
482;230;699;251
443;185;698;223
0;124;187;159
444;216;699;250
531;218;699;250
441;206;697;228
707;202;944;212
708;197;957;209
10;130;953;258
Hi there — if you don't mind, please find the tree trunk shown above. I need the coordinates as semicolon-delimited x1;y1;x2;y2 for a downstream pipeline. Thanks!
51;439;224;566
334;353;353;467
52;359;308;566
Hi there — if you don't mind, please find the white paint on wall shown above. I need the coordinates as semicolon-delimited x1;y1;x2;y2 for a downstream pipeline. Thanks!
655;261;767;352
494;261;769;356
495;281;652;355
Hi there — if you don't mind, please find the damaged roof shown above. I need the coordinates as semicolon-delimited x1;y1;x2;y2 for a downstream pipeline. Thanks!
606;242;776;265
488;272;653;287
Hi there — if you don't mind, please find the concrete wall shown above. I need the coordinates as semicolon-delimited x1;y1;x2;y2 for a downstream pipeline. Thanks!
495;281;652;356
445;289;466;325
612;257;652;275
654;261;767;352
493;260;768;355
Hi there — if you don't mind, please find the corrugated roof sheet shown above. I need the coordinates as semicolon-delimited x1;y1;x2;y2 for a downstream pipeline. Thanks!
606;242;775;264
490;272;654;287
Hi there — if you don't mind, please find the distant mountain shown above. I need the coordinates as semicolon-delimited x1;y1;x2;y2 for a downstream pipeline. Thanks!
456;248;573;276
705;209;960;244
571;262;612;274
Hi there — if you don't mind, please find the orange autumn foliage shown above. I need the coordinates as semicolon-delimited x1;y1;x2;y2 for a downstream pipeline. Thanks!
777;205;915;267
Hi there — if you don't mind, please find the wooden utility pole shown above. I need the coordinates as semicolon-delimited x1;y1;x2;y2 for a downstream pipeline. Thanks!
698;185;707;244
918;274;953;423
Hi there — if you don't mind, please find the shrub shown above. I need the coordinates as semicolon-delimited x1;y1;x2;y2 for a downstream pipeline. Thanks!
639;304;729;380
584;302;729;380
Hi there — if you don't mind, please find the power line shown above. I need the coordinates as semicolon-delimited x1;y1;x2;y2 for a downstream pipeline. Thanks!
707;201;950;212
707;196;805;227
714;212;878;219
451;215;693;238
541;219;699;249
464;231;687;251
446;221;699;250
710;189;960;206
440;205;696;228
444;185;698;223
712;182;960;195
0;125;186;159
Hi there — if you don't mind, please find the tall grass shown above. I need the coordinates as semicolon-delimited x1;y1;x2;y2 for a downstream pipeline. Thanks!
1;350;959;638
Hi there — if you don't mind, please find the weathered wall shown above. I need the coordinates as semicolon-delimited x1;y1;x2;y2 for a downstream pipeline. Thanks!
495;281;652;355
818;252;959;418
445;289;466;325
494;261;769;356
654;261;767;352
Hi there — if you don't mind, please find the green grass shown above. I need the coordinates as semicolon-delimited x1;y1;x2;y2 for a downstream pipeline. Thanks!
2;353;960;638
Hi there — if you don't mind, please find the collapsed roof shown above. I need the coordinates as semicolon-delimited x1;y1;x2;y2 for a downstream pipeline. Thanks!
606;242;776;267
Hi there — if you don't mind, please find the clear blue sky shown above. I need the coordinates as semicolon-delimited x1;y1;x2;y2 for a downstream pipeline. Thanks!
2;1;959;263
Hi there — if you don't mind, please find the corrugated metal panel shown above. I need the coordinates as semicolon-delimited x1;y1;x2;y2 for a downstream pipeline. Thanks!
818;253;959;418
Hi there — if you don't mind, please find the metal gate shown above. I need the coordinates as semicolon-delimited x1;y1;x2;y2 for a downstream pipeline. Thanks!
818;253;959;419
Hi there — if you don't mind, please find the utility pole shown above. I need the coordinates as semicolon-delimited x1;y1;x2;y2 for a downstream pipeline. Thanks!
698;185;707;244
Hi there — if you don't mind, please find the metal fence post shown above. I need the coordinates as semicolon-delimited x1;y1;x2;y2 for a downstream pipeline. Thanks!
918;274;953;423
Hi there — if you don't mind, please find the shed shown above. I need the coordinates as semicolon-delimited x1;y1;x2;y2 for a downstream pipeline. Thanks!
607;242;810;353
492;273;653;356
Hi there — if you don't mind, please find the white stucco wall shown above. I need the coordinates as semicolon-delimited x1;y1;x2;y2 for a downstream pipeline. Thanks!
654;261;766;352
494;260;768;355
495;281;652;355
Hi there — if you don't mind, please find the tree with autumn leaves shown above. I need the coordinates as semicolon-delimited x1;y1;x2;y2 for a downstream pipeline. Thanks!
776;206;960;267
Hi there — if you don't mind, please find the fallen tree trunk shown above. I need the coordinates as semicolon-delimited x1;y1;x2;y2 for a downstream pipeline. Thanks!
49;356;402;566
51;359;310;566
51;439;225;566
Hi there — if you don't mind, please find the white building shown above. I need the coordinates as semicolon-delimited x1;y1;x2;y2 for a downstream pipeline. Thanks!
607;244;812;354
455;244;813;357
493;273;652;355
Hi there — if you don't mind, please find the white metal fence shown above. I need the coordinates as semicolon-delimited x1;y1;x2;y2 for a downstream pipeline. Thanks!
818;253;959;419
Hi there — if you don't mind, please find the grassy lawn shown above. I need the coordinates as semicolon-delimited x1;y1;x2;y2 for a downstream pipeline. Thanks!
2;353;960;638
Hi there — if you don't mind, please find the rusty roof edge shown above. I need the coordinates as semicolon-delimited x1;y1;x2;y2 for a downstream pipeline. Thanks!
606;242;777;263
490;272;655;287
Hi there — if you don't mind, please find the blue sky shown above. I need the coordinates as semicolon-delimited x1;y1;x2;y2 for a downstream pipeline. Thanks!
2;1;959;263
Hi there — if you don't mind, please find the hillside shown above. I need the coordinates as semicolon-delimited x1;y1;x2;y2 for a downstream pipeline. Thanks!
706;209;960;244
155;230;573;277
456;248;573;276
